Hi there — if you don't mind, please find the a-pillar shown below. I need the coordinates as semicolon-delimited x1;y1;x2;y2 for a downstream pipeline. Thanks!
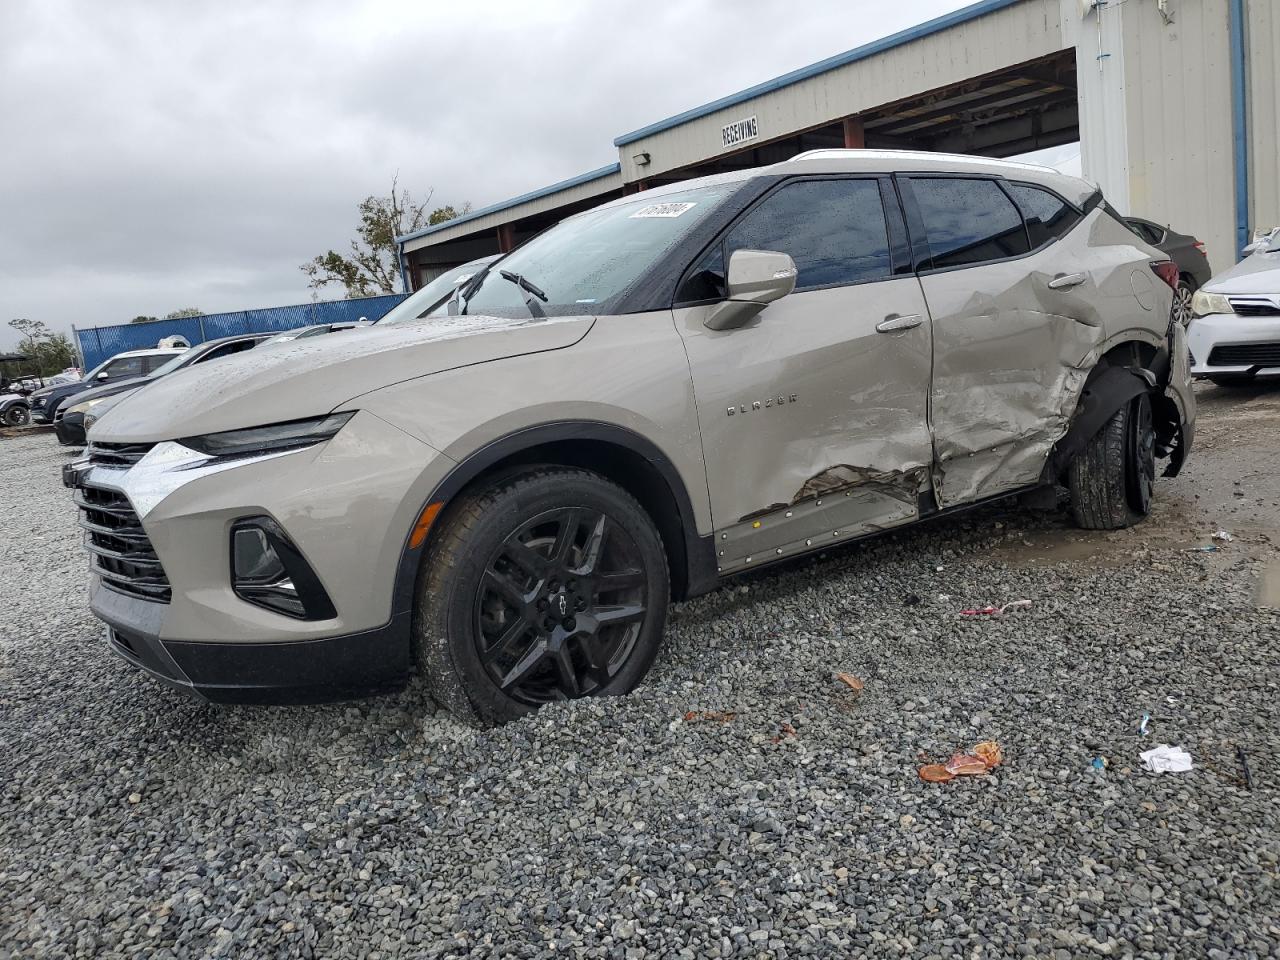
496;223;515;253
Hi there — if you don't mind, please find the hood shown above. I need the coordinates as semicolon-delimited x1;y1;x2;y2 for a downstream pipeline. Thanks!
62;375;151;407
95;314;596;442
1204;251;1280;294
31;380;82;401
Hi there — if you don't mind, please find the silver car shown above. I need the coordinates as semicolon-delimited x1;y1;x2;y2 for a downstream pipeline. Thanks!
66;150;1194;723
1187;228;1280;383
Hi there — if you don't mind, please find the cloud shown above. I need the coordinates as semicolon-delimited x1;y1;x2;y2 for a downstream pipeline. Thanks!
0;0;970;347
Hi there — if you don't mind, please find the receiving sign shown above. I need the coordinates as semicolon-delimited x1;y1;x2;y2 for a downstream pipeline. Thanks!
722;115;759;149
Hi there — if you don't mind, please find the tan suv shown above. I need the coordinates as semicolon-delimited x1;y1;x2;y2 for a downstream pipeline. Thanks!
66;150;1194;724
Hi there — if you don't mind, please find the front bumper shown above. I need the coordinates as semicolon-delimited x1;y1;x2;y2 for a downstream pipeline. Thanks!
1187;311;1280;378
55;411;86;445
69;410;453;702
95;586;411;703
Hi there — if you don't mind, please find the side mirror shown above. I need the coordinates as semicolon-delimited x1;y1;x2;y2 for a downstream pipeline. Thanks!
96;371;110;381
704;249;798;331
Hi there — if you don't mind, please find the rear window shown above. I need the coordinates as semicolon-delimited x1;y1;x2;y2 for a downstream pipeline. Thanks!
911;177;1030;269
1007;183;1083;249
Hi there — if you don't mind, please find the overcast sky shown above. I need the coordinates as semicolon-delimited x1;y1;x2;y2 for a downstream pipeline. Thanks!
0;0;985;348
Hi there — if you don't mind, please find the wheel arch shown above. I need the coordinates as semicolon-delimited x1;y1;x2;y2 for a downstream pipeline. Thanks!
1047;337;1168;482
389;422;717;621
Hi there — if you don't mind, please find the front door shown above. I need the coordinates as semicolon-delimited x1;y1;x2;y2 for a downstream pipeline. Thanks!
675;176;934;573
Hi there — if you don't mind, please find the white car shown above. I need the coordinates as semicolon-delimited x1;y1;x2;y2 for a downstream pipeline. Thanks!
1188;228;1280;384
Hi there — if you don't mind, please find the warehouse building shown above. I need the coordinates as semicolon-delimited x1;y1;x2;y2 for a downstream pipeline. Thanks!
399;0;1278;285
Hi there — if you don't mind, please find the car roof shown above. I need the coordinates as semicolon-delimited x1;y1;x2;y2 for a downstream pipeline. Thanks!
110;348;186;358
590;148;1097;213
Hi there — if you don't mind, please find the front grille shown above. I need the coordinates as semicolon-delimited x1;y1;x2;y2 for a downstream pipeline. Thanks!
1229;298;1280;318
75;484;171;602
1207;343;1280;367
87;441;155;467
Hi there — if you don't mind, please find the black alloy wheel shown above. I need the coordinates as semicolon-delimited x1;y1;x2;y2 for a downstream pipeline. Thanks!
414;467;670;726
1125;392;1156;515
476;506;648;704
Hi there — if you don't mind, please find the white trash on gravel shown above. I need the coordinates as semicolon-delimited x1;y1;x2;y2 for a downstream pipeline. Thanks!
1139;744;1194;773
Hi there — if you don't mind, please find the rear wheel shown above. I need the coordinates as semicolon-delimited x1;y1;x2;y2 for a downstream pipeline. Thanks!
3;405;29;427
413;467;670;726
1067;393;1156;529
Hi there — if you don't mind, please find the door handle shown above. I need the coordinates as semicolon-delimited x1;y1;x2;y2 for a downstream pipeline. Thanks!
1047;272;1087;290
876;313;923;333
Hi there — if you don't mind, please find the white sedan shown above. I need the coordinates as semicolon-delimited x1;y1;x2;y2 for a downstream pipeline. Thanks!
1188;228;1280;384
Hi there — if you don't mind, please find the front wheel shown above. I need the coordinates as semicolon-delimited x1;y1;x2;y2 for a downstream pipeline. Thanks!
2;405;29;427
1172;278;1195;327
1067;392;1156;530
413;467;670;726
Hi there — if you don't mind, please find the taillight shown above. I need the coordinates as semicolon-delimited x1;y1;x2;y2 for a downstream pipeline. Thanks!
1193;241;1206;253
1150;260;1180;290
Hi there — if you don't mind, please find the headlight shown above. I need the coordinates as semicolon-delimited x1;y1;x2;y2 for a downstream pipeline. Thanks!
64;396;111;417
1190;290;1232;318
180;412;354;458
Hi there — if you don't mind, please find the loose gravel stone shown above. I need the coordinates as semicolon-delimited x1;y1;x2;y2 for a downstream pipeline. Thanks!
1;386;1278;958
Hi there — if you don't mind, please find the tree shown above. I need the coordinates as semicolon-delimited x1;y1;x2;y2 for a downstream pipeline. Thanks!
130;315;159;324
301;177;469;297
7;318;77;377
164;307;204;319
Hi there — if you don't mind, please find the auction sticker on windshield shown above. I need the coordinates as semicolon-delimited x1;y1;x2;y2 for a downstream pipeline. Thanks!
630;202;696;219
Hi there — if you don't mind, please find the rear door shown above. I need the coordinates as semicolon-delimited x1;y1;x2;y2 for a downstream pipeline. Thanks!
899;175;1103;506
675;176;934;573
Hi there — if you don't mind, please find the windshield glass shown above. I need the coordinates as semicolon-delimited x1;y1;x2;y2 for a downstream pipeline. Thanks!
437;184;735;319
378;257;500;325
147;346;201;378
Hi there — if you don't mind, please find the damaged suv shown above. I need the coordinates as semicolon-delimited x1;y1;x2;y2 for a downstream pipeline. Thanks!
67;150;1194;723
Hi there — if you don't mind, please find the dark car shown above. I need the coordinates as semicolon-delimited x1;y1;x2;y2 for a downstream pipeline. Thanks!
54;334;272;445
29;348;184;425
1125;217;1212;325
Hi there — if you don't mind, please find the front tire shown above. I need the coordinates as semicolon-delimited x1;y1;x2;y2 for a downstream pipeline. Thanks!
1067;393;1156;530
3;405;29;427
413;467;670;726
1172;277;1195;327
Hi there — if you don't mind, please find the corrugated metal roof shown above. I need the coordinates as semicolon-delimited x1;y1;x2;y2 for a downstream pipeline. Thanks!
612;0;1027;147
395;162;622;246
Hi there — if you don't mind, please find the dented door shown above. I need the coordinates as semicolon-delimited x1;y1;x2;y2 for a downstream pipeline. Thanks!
674;178;932;572
902;176;1107;507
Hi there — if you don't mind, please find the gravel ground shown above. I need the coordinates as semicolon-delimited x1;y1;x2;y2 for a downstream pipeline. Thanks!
2;386;1278;959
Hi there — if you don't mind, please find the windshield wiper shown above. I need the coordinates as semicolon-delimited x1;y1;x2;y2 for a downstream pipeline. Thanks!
498;270;548;318
451;263;496;316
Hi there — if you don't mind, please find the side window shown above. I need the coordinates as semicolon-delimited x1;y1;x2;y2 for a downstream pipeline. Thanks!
1007;183;1084;249
141;355;171;374
197;342;255;364
724;179;892;290
911;177;1030;269
103;357;144;380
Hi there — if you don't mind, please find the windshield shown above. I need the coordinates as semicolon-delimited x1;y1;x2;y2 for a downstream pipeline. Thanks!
147;345;201;378
378;257;500;325
437;184;734;319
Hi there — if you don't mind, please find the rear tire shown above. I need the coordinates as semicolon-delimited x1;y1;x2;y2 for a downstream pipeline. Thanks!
3;405;29;427
1067;393;1156;530
413;467;670;726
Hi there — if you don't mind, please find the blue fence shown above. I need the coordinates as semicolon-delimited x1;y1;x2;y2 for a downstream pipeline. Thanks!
74;293;409;371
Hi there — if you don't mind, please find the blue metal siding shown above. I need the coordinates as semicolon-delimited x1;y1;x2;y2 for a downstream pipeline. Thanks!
612;0;1027;147
75;293;408;371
